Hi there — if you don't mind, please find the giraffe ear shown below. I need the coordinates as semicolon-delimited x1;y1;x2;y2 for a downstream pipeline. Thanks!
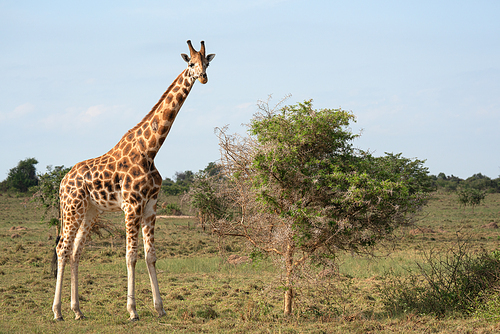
206;54;215;63
181;54;190;63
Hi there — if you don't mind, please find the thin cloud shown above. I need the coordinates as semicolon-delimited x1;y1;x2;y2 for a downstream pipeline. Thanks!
0;103;35;122
41;104;132;132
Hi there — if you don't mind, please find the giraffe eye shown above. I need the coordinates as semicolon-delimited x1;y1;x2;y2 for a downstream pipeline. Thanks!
189;63;195;68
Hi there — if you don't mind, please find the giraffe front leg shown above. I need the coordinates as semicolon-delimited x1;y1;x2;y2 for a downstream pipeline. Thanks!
142;203;166;318
126;214;141;321
52;251;67;321
70;259;84;320
126;250;139;321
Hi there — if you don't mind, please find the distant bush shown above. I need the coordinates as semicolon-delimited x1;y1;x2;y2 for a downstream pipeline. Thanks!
162;177;189;196
31;165;71;234
457;188;487;213
433;172;500;193
433;173;463;192
1;158;39;193
158;203;182;216
162;171;197;195
465;173;500;193
162;163;221;196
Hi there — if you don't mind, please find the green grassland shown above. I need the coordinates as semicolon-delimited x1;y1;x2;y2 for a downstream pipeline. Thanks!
1;191;500;333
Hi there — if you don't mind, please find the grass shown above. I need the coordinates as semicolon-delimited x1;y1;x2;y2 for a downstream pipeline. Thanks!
1;191;500;333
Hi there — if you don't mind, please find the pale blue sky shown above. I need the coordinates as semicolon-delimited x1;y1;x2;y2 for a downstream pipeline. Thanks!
1;0;499;180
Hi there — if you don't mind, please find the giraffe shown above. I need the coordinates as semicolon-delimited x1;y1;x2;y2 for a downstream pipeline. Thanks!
52;40;215;321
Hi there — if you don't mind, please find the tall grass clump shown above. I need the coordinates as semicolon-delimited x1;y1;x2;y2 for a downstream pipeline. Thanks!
381;237;500;317
474;293;500;321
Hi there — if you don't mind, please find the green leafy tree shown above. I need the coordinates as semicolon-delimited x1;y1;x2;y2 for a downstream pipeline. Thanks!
203;161;222;178
175;170;195;185
31;165;71;234
161;170;196;196
434;173;500;193
162;166;222;196
456;189;470;210
465;173;499;193
161;177;183;195
457;187;487;213
3;157;39;192
435;173;463;192
190;99;432;315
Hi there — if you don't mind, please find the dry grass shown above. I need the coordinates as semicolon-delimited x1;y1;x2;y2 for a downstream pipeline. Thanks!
0;191;500;333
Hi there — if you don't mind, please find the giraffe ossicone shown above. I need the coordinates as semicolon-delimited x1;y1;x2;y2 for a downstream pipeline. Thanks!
52;40;215;321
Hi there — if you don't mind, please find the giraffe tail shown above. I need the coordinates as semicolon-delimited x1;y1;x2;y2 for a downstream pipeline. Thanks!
51;235;62;279
52;200;65;279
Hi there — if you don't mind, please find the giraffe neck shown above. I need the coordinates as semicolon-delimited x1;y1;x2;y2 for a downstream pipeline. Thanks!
113;69;195;161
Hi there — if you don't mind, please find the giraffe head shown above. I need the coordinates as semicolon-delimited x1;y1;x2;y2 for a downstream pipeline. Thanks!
181;40;215;84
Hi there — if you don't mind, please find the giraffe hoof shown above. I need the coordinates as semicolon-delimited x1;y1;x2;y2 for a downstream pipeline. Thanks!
75;315;86;320
54;317;64;322
129;316;139;322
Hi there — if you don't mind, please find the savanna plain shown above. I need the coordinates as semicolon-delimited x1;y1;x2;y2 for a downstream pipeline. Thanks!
1;191;500;333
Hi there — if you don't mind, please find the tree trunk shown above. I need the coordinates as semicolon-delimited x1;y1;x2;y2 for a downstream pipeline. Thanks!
283;242;294;316
284;285;293;316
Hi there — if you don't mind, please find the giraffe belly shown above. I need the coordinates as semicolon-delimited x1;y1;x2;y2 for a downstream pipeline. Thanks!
89;190;123;213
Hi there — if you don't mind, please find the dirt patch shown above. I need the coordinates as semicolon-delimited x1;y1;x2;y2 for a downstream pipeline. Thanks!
481;222;499;229
9;226;27;231
227;254;252;265
409;227;436;235
318;268;337;279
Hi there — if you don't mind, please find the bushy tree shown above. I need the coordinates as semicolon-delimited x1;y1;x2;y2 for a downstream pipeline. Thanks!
3;158;39;192
161;177;183;196
190;99;433;315
163;165;222;196
203;161;222;178
161;170;196;195
31;165;71;234
175;170;194;184
457;187;487;213
465;173;500;193
435;173;463;192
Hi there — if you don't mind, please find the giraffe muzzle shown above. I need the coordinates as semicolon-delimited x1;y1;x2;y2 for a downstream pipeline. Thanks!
198;73;208;84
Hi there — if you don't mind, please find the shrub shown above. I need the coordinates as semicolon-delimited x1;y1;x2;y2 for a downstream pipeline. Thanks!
3;158;39;193
31;165;71;234
381;238;500;317
158;203;182;216
456;188;487;213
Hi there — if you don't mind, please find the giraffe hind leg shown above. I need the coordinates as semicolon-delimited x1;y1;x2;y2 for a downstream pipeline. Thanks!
125;210;141;321
142;200;166;318
53;229;72;320
52;198;89;321
70;204;99;320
